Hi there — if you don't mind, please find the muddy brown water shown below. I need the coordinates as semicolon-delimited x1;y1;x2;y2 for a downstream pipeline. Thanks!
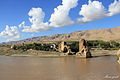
0;56;120;80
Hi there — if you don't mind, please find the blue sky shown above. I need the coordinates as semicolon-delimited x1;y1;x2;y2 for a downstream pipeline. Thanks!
0;0;120;43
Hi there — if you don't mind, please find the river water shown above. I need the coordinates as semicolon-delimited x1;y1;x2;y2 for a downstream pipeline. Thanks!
0;56;120;80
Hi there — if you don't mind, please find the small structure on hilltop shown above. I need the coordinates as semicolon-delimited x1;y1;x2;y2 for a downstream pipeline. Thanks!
76;39;92;58
117;49;120;64
58;41;73;55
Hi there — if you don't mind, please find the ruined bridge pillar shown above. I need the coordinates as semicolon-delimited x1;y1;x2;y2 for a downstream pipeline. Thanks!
58;41;67;53
58;41;74;55
76;39;92;58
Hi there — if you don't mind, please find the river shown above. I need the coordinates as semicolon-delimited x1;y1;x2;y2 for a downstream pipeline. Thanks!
0;56;120;80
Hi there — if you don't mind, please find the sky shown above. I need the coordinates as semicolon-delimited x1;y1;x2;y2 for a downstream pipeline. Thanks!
0;0;120;43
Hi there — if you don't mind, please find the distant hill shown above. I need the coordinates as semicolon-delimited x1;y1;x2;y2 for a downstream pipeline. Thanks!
4;26;120;44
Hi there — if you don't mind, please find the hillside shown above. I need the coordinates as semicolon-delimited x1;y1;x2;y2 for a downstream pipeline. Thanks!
4;26;120;44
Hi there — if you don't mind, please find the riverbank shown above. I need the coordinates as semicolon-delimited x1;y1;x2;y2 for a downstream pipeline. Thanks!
0;46;118;57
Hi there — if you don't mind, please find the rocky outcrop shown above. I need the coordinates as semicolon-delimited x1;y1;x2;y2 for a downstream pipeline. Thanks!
76;39;92;58
117;49;120;64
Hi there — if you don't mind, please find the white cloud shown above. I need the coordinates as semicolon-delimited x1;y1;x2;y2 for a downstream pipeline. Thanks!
77;0;107;23
49;0;78;27
0;25;21;41
108;0;120;16
77;0;120;23
1;0;120;42
19;0;120;31
20;8;50;32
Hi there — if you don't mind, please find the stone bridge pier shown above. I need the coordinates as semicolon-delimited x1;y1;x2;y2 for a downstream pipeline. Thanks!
76;39;92;58
58;39;92;57
58;41;73;55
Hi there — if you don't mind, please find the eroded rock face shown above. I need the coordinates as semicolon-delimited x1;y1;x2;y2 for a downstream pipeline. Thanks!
76;39;92;58
117;49;120;64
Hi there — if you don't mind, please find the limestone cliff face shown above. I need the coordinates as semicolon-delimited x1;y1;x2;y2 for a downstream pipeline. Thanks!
5;26;120;44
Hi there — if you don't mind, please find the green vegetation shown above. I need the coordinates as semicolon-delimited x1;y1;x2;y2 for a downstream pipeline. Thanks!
13;43;58;51
12;40;120;52
87;40;120;50
67;41;79;52
65;40;120;51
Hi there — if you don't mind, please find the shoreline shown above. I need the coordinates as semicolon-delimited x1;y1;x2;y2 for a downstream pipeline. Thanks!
0;46;118;57
0;49;118;57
